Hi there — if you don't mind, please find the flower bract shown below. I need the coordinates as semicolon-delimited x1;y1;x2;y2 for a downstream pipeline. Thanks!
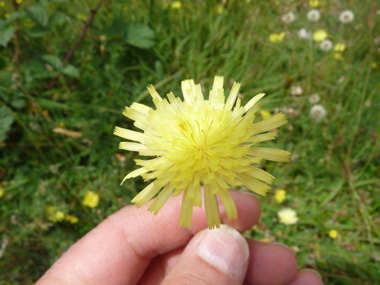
115;76;290;229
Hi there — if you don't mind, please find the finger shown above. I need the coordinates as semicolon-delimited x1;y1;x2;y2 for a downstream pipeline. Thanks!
37;191;260;285
244;241;298;285
162;225;249;285
286;269;323;285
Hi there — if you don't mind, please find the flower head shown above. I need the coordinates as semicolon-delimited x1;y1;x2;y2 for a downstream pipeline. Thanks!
0;1;5;7
320;39;333;51
339;10;354;24
278;208;298;225
83;191;100;208
269;32;285;43
298;28;310;39
309;0;319;7
307;9;320;22
171;1;182;9
309;94;320;104
310;104;327;121
329;229;338;238
275;189;286;203
313;29;327;42
334;43;346;52
290;86;303;96
115;76;290;229
334;53;343;60
65;215;79;224
216;5;224;14
281;12;295;24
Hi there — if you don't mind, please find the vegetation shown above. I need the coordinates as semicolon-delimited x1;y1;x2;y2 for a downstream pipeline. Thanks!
0;0;379;284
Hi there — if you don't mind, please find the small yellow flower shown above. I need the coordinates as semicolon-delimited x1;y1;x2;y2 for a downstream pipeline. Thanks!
275;189;286;203
16;0;22;4
46;206;56;215
83;191;100;208
0;185;3;198
313;29;327;42
334;53;343;60
309;0;319;7
269;33;285;43
171;1;181;9
4;12;9;19
372;62;377;69
48;216;57;223
329;229;338;238
278;208;298;225
334;43;346;52
65;215;79;224
123;6;128;13
260;110;271;120
216;5;224;14
59;122;66;128
0;1;5;7
55;211;65;222
115;76;290;229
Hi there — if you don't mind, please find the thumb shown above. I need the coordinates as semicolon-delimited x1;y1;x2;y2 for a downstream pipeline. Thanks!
162;225;249;285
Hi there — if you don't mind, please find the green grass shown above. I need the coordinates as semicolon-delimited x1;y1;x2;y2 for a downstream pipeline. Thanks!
0;0;380;284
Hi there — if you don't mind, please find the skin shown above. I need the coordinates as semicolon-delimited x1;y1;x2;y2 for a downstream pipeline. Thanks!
37;191;323;285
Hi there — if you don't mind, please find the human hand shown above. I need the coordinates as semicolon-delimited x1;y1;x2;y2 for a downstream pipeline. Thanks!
37;191;323;285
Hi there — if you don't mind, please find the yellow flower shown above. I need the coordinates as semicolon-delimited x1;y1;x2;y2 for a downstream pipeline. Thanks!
46;206;55;215
0;185;3;198
372;62;377;69
269;33;285;43
334;43;346;52
275;189;286;203
115;76;290;229
216;5;224;14
65;215;79;224
171;1;181;9
4;12;9;18
83;191;100;208
334;53;343;61
309;0;319;7
55;211;65;222
329;229;338;238
278;208;298;225
16;0;22;4
313;29;327;42
0;1;5;7
260;110;271;120
123;6;128;13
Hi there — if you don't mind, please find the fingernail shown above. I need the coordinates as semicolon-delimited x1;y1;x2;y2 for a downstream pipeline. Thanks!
272;242;297;256
197;225;249;277
301;269;322;280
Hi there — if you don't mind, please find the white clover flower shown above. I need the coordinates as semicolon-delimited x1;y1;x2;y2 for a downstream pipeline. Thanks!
310;104;327;122
309;94;320;104
278;208;299;225
320;39;333;51
339;10;354;23
298;28;310;39
290;86;303;96
307;9;320;21
281;12;296;24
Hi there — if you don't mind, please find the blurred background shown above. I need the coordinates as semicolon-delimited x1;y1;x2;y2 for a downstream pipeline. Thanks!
0;0;379;283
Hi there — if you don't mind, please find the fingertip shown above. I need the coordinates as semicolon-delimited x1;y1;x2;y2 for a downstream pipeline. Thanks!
286;269;323;285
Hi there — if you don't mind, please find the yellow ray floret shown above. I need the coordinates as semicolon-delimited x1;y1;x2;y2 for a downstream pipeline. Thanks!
115;76;289;229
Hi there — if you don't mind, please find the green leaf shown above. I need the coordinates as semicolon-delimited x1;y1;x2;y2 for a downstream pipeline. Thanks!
28;26;49;37
62;65;80;78
0;26;15;47
41;55;63;71
25;6;48;27
49;12;66;27
125;23;156;49
35;98;68;110
0;105;14;142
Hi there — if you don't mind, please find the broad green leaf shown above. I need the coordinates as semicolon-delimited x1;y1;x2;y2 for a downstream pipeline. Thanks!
25;6;48;27
0;26;15;47
49;12;66;27
0;105;14;142
28;26;49;37
125;23;156;49
62;65;80;78
41;55;63;71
